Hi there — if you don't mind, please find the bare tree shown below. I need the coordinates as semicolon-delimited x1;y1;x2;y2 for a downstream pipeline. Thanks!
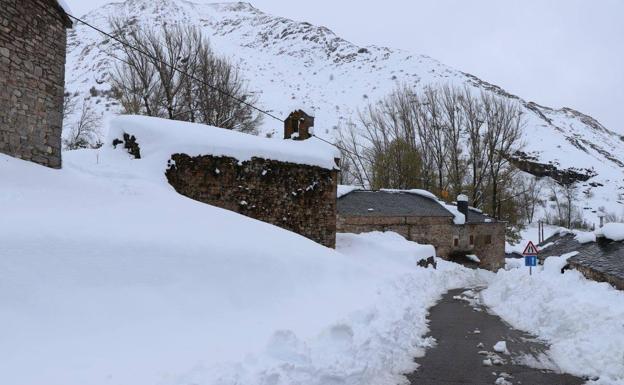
460;87;488;208
63;99;102;150
517;176;543;224
440;85;467;197
482;93;524;217
109;18;262;133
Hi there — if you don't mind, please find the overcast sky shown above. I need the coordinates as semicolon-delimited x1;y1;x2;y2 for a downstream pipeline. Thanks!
66;0;624;133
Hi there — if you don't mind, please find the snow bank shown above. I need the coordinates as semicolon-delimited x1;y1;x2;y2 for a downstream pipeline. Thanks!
482;257;624;384
0;149;486;385
108;115;340;170
596;222;624;242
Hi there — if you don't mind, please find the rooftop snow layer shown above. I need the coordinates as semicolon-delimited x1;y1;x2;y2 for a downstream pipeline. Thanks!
108;115;340;170
56;0;72;14
596;223;624;242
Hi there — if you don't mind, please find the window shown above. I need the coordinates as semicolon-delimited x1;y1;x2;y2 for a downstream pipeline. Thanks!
470;235;474;245
453;238;459;247
485;235;492;245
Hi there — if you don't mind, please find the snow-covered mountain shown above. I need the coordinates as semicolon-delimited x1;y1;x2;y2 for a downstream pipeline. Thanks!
65;0;624;224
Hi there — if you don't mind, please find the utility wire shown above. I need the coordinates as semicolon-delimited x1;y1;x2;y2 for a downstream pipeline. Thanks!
65;13;284;123
311;134;360;158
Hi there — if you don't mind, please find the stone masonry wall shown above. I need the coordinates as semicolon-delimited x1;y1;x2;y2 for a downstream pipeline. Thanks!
0;0;68;168
460;223;506;271
166;154;338;248
337;215;451;257
337;214;505;270
569;261;624;291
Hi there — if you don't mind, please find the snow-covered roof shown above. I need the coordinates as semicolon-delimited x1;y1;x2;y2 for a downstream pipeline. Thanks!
107;115;340;170
56;0;72;15
337;188;478;225
337;185;362;198
596;223;624;242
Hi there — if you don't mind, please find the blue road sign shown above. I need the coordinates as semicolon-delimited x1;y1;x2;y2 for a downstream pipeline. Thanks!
525;255;537;267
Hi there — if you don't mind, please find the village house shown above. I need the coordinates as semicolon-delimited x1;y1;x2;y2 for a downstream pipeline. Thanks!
538;227;624;291
337;188;506;270
0;0;72;168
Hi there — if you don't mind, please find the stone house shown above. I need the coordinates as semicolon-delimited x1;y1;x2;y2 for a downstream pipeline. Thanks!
0;0;72;168
538;231;624;291
337;189;506;270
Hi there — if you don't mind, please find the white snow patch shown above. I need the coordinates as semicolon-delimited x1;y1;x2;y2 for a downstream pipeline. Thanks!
493;341;508;354
466;254;481;263
574;230;597;244
596;222;624;242
337;184;362;198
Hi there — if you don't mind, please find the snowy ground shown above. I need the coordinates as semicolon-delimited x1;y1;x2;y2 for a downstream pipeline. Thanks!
3;116;624;384
0;122;485;385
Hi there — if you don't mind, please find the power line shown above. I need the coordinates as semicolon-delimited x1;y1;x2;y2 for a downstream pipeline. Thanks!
311;133;359;158
65;13;284;123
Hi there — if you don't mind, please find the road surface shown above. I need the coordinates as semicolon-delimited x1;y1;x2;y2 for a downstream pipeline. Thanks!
406;289;585;385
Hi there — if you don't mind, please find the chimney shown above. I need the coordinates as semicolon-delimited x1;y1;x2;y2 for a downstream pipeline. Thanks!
284;110;314;140
457;194;469;218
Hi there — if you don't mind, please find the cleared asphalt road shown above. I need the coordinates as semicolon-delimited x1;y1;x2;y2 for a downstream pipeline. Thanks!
406;289;585;385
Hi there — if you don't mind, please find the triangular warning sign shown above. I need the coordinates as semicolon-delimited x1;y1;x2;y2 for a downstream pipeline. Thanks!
523;241;539;255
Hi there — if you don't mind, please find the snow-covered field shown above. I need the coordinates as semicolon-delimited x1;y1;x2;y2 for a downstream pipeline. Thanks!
483;256;624;385
0;119;486;385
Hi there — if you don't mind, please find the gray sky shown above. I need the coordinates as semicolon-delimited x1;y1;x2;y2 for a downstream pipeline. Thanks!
66;0;624;133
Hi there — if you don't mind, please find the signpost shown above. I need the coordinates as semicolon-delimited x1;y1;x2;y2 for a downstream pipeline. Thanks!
522;241;539;275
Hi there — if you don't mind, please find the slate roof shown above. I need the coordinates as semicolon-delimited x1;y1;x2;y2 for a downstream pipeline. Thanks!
338;190;453;217
464;209;495;224
539;233;624;283
337;190;497;223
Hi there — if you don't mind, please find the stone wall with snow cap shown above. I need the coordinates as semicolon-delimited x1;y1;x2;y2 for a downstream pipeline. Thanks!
108;115;339;248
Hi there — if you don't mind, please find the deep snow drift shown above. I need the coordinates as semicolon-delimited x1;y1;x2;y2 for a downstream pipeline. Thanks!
0;122;485;385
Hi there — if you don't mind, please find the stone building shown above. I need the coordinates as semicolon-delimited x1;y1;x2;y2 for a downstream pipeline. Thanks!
0;0;72;168
337;189;506;270
538;231;624;291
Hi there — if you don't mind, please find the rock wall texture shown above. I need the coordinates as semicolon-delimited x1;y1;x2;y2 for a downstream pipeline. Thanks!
166;154;338;248
337;214;505;270
0;0;69;168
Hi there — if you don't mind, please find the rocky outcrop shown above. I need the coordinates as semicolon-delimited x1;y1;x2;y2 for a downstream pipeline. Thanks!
509;151;597;185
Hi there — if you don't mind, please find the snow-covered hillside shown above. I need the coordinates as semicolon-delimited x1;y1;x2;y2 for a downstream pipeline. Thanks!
0;117;487;385
64;0;624;225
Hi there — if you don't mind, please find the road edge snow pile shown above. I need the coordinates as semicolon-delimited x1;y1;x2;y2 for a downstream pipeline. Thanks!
482;256;624;385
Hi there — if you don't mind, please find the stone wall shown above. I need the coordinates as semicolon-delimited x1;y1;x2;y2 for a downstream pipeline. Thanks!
0;0;69;168
337;214;505;270
166;154;338;248
569;261;624;291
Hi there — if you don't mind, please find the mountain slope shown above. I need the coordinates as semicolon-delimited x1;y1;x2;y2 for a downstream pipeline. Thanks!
65;0;624;224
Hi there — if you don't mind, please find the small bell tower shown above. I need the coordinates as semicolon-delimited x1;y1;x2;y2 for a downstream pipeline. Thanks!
284;110;314;140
